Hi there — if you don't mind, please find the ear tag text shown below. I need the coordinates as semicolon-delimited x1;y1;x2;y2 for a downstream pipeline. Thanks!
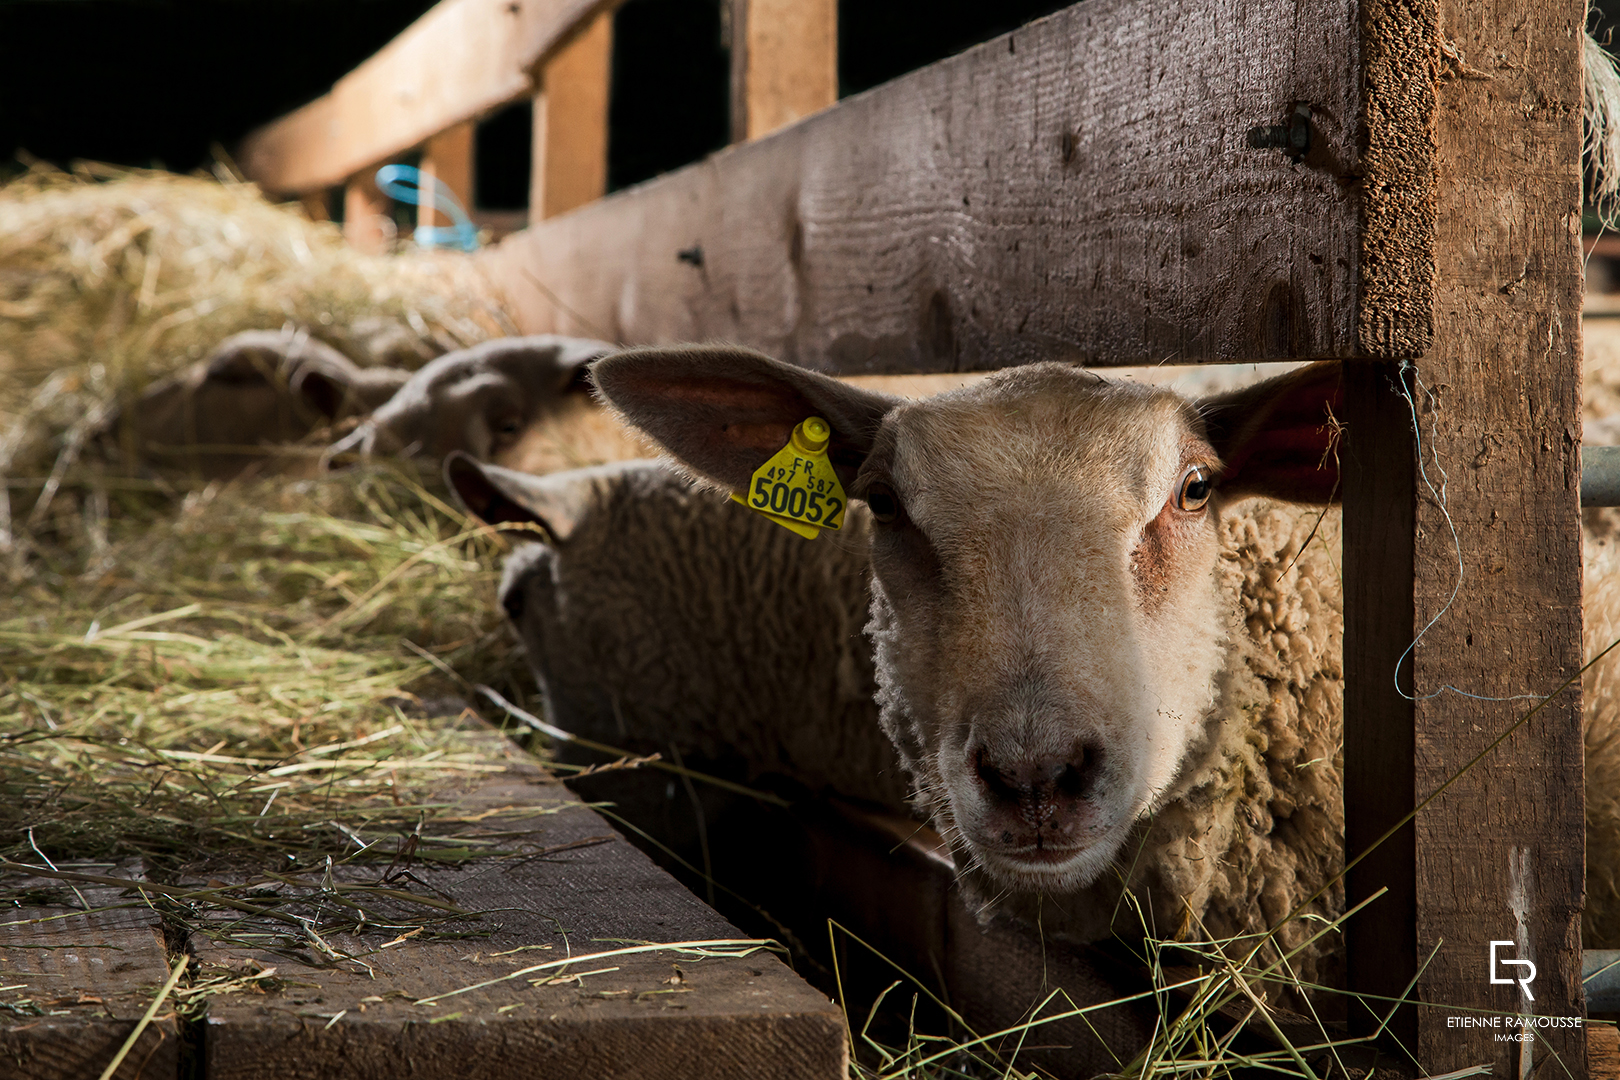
730;416;847;539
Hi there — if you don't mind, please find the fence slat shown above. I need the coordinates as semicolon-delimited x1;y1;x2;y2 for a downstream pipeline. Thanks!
729;0;838;143
530;11;613;223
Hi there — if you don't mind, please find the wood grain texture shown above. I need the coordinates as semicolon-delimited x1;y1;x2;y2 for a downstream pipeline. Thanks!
200;736;845;1080
238;0;621;196
730;0;838;142
483;0;1371;371
1592;1025;1620;1080
1404;0;1584;1072
530;10;613;223
0;881;180;1080
1357;0;1436;357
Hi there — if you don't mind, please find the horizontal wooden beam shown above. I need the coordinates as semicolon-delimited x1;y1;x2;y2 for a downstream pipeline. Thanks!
483;0;1382;371
238;0;618;196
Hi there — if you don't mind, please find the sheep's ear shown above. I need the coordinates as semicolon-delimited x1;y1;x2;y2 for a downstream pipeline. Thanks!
591;345;898;491
547;336;618;395
445;452;639;544
1197;361;1343;504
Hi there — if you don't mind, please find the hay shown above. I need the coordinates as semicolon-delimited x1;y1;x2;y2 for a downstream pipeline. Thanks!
0;461;535;886
0;159;512;553
1590;33;1620;228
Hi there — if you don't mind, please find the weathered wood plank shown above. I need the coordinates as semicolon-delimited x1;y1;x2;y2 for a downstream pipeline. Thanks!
1357;0;1436;357
1338;0;1586;1071
1342;360;1418;1052
1408;0;1585;1070
530;10;614;223
729;0;838;143
1592;1025;1620;1080
198;731;846;1080
483;0;1369;371
0;880;180;1080
239;0;620;196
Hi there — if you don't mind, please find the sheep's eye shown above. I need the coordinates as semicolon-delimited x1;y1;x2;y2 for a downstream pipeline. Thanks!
1176;466;1212;512
866;482;902;524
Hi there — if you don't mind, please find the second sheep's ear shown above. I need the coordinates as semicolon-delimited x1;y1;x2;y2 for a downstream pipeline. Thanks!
590;345;899;492
1197;360;1344;505
445;452;646;544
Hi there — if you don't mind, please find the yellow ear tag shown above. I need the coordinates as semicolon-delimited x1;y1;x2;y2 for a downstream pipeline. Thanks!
730;416;848;539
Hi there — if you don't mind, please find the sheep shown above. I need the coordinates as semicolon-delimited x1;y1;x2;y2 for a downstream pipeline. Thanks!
324;335;627;472
330;338;988;476
451;350;1348;992
446;453;908;806
95;328;409;478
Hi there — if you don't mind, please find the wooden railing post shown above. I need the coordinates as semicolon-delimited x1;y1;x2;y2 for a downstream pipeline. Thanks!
728;0;837;142
1343;0;1587;1073
343;171;389;255
420;122;475;229
298;192;331;223
529;11;613;223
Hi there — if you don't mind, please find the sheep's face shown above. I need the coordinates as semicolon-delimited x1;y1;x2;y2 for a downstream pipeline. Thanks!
591;346;1341;899
497;543;566;705
337;361;529;463
858;368;1225;890
325;336;612;467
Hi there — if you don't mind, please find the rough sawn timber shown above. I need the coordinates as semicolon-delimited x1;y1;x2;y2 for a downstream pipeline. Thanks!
1413;0;1585;1070
0;875;181;1080
198;727;846;1080
484;0;1370;371
1342;0;1587;1073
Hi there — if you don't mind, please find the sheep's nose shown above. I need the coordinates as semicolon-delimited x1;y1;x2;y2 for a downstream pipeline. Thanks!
972;743;1101;828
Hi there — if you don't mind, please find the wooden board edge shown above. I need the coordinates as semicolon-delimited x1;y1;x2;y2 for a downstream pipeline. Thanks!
1357;0;1438;358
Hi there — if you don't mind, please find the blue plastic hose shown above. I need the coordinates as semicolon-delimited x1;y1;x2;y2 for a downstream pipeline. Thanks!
374;164;480;252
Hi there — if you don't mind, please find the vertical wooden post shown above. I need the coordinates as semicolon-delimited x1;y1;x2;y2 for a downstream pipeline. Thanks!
1345;0;1586;1073
1413;0;1586;1070
529;11;613;224
299;192;330;223
420;121;475;228
728;0;838;143
343;171;390;254
1343;360;1419;1053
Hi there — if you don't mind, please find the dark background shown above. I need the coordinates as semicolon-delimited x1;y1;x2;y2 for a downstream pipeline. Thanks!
0;0;1076;208
7;0;1618;212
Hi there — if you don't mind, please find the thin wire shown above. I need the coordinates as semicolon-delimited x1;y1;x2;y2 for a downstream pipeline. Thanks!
1391;360;1560;704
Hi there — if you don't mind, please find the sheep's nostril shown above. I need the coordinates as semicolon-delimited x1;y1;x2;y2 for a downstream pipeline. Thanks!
1056;745;1104;800
972;743;1103;831
974;746;1021;805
